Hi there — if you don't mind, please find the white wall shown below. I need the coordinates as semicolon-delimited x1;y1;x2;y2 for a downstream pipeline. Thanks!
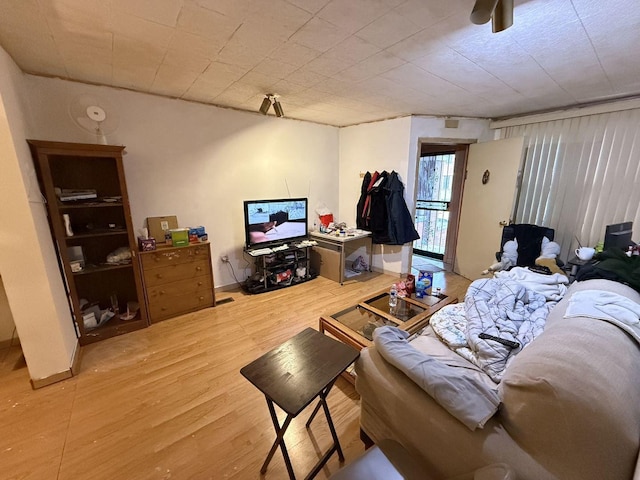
338;117;412;274
339;116;493;274
0;47;78;381
0;275;16;345
24;76;340;288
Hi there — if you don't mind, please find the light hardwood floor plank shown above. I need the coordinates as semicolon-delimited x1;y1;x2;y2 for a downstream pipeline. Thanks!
1;272;470;480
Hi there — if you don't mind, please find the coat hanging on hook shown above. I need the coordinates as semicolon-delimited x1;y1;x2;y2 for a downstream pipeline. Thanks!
356;171;420;245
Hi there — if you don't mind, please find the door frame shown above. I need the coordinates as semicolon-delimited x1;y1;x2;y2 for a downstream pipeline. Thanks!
410;138;475;272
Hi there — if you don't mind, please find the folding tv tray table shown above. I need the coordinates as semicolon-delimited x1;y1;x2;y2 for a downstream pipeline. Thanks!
240;328;359;480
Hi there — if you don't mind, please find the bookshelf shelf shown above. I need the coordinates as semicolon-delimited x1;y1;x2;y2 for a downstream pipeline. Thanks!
28;140;149;345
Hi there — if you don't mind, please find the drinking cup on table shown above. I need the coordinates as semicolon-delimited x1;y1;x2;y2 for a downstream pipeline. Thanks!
575;247;595;261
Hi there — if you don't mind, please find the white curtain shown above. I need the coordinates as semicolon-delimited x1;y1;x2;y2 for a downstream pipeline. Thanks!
500;109;640;261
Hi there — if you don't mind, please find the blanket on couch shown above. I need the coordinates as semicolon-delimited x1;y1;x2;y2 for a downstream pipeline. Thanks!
372;326;501;431
431;267;568;382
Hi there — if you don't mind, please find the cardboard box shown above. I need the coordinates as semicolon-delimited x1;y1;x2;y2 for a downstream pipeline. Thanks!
147;216;178;243
170;228;189;247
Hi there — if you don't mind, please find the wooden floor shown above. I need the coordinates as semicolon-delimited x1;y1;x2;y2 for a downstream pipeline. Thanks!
0;271;470;480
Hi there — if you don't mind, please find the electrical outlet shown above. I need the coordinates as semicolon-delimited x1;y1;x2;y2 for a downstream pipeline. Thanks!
220;255;229;263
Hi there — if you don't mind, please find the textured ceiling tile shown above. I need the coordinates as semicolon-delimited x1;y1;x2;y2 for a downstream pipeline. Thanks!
111;0;184;27
199;61;249;86
412;48;508;96
65;61;112;85
176;2;240;44
289;17;351;52
164;31;219;70
304;54;353;76
269;42;322;67
151;65;199;97
252;58;300;78
317;0;392;33
112;65;157;91
214;82;262;105
182;77;229;102
1;0;639;126
192;0;257;20
241;0;312;41
0;31;68;77
110;12;175;48
113;35;164;69
217;39;281;70
284;68;329;87
286;0;332;15
54;32;113;60
338;50;405;82
37;0;110;30
393;0;468;27
385;28;446;61
271;79;309;96
0;0;48;35
355;10;422;49
323;36;381;64
236;70;281;91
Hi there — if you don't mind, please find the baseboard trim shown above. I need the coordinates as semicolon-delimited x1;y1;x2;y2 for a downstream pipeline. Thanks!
30;369;73;389
0;337;20;350
70;340;82;375
30;340;81;389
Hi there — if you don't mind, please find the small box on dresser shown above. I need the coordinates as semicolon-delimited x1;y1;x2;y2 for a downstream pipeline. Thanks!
139;242;216;323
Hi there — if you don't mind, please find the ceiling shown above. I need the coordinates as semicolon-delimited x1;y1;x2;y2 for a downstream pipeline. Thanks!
0;0;639;127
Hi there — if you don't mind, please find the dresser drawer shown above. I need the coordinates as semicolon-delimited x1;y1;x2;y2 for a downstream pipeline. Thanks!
141;244;210;270
146;275;213;302
143;259;210;287
148;290;215;322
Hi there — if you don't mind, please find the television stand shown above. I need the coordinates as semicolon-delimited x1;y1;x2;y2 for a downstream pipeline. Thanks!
244;243;317;294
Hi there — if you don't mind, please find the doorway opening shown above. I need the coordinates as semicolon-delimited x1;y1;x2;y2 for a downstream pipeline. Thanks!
411;143;469;274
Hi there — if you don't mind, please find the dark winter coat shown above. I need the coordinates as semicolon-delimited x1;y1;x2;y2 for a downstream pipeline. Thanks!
385;171;420;245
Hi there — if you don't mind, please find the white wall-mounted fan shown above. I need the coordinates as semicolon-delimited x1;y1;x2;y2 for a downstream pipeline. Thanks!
68;94;119;145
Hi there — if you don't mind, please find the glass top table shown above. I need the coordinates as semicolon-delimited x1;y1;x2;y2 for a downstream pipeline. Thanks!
320;288;456;349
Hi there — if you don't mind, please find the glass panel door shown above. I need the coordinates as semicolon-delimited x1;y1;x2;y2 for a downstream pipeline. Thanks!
413;153;455;259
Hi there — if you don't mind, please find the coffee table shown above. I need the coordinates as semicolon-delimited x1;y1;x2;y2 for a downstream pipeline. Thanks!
240;328;359;480
319;288;455;356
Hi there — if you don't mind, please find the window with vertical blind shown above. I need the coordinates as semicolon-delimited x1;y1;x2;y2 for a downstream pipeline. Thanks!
500;108;640;260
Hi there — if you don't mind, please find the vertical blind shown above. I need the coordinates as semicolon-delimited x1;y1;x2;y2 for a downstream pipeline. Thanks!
500;108;640;260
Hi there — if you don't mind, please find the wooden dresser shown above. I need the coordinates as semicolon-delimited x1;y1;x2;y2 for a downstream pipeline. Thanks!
139;242;215;323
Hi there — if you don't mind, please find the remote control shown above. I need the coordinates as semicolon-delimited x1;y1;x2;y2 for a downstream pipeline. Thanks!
478;333;520;349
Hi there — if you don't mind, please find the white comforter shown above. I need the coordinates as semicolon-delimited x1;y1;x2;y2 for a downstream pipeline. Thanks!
431;267;568;382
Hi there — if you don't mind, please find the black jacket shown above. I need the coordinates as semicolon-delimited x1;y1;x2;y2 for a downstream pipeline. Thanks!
385;171;420;245
357;170;420;245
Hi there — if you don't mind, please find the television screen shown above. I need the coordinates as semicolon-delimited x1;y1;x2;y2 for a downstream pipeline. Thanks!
603;221;634;251
244;198;308;249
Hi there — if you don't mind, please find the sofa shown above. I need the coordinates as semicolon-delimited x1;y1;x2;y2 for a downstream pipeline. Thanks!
355;278;640;480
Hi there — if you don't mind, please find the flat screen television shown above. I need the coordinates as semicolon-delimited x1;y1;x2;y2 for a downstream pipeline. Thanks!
243;198;308;249
603;221;634;251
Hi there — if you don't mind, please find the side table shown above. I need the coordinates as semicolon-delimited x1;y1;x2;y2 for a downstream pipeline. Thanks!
565;256;591;282
240;328;360;480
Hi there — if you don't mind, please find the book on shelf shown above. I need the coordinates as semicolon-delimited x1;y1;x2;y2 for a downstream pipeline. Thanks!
57;188;98;202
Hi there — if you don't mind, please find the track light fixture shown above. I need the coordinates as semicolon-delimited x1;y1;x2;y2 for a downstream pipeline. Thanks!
470;0;513;32
258;94;284;117
259;95;272;115
272;97;284;117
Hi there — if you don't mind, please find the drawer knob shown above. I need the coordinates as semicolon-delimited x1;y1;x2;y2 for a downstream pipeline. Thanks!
161;307;166;311
196;266;202;271
160;290;165;295
156;274;163;279
199;296;204;301
197;281;203;286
